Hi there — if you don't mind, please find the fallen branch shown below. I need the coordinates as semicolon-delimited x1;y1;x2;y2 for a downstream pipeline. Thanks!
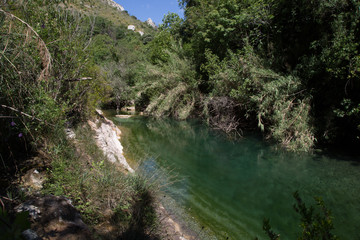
0;104;54;126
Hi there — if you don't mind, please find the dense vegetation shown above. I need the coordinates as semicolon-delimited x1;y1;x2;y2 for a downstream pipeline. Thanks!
0;0;358;238
5;0;355;153
125;0;360;152
0;0;161;239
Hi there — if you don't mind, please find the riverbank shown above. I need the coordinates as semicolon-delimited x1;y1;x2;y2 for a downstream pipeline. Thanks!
93;109;195;240
1;111;199;239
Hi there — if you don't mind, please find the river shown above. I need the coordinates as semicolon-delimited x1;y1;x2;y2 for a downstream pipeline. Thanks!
107;112;360;240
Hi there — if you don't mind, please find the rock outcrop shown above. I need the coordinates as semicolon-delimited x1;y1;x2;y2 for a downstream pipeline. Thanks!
103;0;124;11
127;25;136;31
146;18;156;28
88;110;134;173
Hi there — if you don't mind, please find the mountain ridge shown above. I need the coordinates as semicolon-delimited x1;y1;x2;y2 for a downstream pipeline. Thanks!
103;0;124;11
68;0;157;34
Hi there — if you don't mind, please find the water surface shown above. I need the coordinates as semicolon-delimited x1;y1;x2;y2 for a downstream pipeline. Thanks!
109;115;360;239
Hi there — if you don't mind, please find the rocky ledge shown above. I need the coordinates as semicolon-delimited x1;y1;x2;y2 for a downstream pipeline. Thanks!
88;109;134;173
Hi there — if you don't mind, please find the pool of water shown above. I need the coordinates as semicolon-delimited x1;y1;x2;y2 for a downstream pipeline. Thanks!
108;114;360;239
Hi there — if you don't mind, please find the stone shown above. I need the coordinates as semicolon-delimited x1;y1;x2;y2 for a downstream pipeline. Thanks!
21;169;45;190
103;0;124;11
88;114;134;173
146;18;157;28
127;25;135;31
115;115;132;119
16;195;92;240
22;229;42;240
65;128;76;139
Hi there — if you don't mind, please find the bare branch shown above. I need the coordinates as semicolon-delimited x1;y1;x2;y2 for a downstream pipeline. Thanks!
0;104;54;126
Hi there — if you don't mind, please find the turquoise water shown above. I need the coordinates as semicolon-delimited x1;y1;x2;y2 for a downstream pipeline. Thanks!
110;115;360;240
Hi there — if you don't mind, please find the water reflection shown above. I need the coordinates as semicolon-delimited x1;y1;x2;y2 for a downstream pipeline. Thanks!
112;116;360;240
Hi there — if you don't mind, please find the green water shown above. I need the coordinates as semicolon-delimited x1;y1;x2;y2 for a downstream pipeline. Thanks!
110;115;360;240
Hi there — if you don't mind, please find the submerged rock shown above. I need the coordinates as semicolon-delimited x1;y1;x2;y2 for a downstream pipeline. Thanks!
115;115;132;119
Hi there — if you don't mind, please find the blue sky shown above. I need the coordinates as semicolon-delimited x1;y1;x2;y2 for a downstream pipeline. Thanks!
115;0;184;26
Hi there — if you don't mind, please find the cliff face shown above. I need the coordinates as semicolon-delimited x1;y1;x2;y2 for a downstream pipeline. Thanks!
103;0;124;11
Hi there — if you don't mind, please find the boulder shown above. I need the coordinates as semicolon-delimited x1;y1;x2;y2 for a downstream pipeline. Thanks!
16;195;92;240
21;169;45;191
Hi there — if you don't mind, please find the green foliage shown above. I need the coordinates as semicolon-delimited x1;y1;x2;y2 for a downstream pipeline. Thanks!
89;34;117;63
203;46;315;151
269;0;360;146
0;1;108;158
159;12;184;39
181;0;274;68
170;0;360;150
146;30;174;64
264;192;338;240
43;122;160;238
136;42;199;119
293;191;337;240
0;208;31;240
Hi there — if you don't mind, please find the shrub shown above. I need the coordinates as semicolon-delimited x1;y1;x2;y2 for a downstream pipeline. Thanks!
264;192;338;240
203;45;315;151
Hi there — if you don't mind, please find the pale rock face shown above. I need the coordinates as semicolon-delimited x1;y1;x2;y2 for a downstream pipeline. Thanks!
137;31;144;36
146;18;157;28
103;0;124;11
128;25;136;31
88;112;134;173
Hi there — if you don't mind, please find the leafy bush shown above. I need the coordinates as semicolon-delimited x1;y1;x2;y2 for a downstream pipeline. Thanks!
0;1;108;159
264;192;338;240
203;46;315;151
136;43;199;119
0;208;31;240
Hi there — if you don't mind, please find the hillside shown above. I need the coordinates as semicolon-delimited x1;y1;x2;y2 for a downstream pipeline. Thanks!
67;0;156;33
0;0;163;239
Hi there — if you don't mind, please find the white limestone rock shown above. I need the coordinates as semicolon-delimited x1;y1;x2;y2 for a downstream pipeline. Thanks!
88;113;134;173
128;25;136;31
146;18;157;28
103;0;124;11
